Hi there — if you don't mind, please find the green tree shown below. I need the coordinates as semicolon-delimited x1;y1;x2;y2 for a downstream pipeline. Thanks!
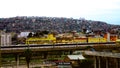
33;31;44;37
12;33;18;44
27;32;33;38
24;48;32;68
42;30;49;34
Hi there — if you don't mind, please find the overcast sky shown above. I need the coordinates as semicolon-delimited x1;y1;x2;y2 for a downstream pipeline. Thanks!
0;0;120;25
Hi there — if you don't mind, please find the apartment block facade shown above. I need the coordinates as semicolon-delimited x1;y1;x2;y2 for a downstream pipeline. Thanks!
0;32;12;46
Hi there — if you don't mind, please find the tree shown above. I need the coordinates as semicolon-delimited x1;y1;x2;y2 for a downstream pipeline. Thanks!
82;28;87;34
0;46;1;67
24;48;32;68
42;30;49;34
33;31;45;37
27;32;33;38
12;33;18;44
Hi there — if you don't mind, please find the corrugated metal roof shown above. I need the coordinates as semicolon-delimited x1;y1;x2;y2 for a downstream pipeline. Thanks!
67;55;85;60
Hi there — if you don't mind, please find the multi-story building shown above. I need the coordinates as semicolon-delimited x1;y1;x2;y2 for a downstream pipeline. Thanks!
0;31;12;46
104;32;117;42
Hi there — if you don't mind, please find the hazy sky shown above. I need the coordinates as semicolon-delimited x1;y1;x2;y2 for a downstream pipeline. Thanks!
0;0;120;25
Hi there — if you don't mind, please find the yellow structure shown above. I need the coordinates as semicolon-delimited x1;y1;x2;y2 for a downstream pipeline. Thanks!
61;39;73;43
88;37;107;43
56;37;73;44
73;38;87;43
26;33;109;45
26;34;56;45
116;39;120;45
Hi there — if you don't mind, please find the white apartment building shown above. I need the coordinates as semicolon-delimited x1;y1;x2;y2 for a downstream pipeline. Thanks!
0;32;12;46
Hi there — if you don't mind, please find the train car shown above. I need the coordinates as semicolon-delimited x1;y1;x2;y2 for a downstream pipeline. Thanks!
26;33;111;45
88;37;107;43
73;37;87;43
56;37;73;44
116;39;120;45
26;34;56;45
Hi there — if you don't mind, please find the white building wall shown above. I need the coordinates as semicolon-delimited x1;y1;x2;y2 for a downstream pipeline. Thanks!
7;34;11;45
0;33;12;46
107;32;110;42
1;35;5;46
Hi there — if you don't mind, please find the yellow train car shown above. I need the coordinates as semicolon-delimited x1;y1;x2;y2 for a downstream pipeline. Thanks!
26;34;56;45
26;33;109;45
56;37;73;44
116;39;120;45
73;38;87;43
88;37;107;43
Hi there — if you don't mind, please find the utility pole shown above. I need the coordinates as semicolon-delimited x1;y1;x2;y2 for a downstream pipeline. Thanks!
0;44;1;67
0;32;1;67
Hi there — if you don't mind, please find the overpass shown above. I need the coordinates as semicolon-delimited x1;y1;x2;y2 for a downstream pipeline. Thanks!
84;51;120;68
1;42;117;54
1;42;120;68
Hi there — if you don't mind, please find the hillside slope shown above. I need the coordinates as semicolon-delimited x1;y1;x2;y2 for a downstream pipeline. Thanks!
0;16;120;33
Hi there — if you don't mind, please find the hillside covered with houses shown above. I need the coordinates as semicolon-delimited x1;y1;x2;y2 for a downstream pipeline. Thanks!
0;16;120;34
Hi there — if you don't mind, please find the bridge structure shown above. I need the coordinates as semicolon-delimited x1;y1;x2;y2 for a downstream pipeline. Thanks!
1;42;120;68
1;42;117;54
84;51;120;68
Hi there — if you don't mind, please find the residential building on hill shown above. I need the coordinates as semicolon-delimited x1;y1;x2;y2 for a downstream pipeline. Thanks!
0;31;12;46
